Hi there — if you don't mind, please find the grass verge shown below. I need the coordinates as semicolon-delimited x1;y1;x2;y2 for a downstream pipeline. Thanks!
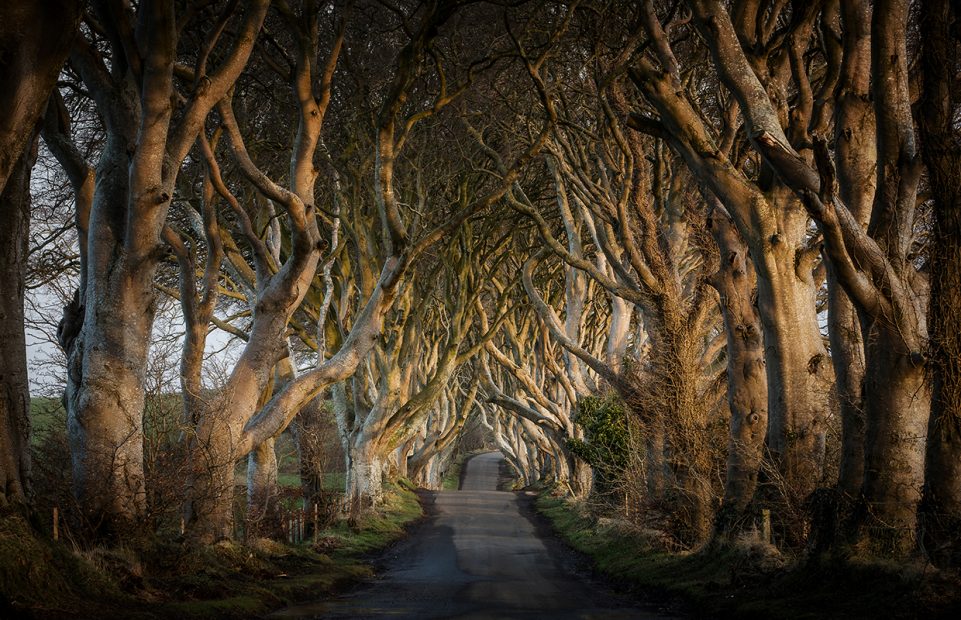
441;458;464;491
536;492;961;619
1;483;422;619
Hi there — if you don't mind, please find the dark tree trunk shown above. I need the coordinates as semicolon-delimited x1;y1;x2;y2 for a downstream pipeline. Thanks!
0;0;80;512
829;0;874;499
292;396;333;503
917;0;961;568
0;1;80;194
0;143;35;509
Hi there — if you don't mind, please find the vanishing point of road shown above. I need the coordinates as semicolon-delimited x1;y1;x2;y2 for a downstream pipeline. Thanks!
273;451;675;619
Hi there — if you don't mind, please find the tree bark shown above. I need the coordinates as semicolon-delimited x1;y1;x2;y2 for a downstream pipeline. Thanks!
856;328;928;555
751;194;832;500
628;59;833;504
829;0;874;499
59;0;268;539
0;0;80;512
67;137;151;536
185;317;288;542
0;0;80;193
709;207;768;536
660;325;715;544
345;436;386;524
917;0;961;567
246;436;279;533
185;410;238;544
0;143;35;509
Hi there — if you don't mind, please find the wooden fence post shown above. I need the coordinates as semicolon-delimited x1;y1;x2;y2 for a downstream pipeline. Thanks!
761;509;772;544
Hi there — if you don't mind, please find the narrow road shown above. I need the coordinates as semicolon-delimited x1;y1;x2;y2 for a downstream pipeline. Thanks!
274;452;673;619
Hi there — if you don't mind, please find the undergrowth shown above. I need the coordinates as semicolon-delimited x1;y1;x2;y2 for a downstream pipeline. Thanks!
536;491;961;619
1;483;422;619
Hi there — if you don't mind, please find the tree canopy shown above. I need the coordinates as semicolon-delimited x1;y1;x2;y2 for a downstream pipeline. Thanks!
1;0;960;574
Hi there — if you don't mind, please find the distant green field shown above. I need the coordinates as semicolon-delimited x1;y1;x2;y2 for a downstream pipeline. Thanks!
29;397;66;445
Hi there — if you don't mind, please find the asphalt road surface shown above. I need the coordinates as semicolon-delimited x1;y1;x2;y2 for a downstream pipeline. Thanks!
273;451;674;619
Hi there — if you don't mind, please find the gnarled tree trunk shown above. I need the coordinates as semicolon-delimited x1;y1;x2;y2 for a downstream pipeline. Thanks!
345;435;387;524
750;196;832;501
68;136;151;535
709;207;768;536
856;325;928;554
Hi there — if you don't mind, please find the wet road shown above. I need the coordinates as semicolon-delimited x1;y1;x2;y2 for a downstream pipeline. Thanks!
272;451;672;619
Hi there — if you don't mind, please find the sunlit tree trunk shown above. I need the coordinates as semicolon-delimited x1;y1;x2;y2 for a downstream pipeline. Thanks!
51;0;269;538
709;207;767;536
345;434;387;523
70;131;151;533
631;5;834;507
185;408;239;543
749;193;832;500
670;0;928;554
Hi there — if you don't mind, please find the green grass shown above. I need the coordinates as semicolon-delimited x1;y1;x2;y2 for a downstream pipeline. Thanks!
0;509;147;618
20;398;418;617
315;481;423;557
441;457;464;490
155;484;422;618
30;397;66;444
162;595;269;619
536;492;961;619
2;484;423;619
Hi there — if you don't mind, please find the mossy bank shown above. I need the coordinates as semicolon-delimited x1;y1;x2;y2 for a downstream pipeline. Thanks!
537;491;961;619
1;483;422;619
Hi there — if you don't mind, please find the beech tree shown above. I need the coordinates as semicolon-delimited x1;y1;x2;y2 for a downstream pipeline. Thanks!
626;0;938;555
42;0;270;537
629;2;835;515
479;291;597;496
917;0;961;567
163;0;347;542
333;226;506;517
0;0;81;510
697;0;926;555
154;0;556;538
706;203;767;535
406;377;479;487
482;18;726;542
11;0;961;572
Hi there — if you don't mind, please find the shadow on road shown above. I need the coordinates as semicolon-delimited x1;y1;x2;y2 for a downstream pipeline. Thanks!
272;451;676;619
